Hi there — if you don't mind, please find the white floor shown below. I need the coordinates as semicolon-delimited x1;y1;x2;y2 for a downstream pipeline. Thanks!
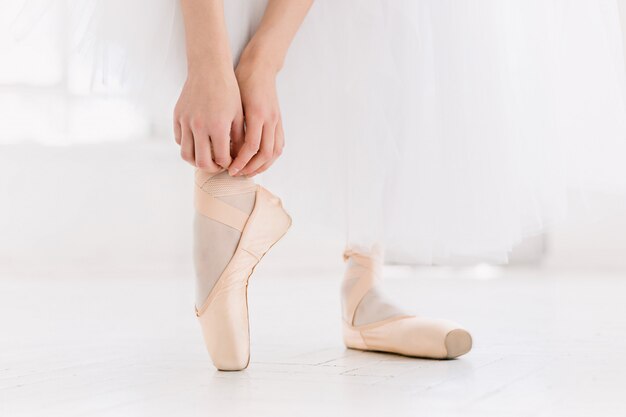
1;261;626;417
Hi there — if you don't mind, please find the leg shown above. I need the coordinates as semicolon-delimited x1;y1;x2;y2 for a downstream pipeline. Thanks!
194;171;257;309
193;170;291;370
340;248;472;359
341;82;472;360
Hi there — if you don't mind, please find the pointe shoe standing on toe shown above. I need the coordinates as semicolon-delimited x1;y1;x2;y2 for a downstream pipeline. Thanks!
342;250;472;359
194;171;291;371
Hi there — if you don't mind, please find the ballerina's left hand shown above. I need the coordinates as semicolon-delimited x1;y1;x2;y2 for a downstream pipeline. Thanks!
228;55;285;178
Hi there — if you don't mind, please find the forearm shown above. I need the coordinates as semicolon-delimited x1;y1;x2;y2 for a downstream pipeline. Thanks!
240;0;314;73
180;0;232;75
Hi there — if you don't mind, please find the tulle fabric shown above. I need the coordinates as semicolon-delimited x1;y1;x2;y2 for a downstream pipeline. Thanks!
273;0;626;264
6;0;626;264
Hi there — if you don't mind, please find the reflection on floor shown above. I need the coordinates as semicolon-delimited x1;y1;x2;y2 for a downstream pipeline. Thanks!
1;262;625;417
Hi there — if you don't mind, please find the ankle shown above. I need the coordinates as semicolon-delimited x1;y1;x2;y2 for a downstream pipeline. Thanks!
196;170;257;197
342;249;405;326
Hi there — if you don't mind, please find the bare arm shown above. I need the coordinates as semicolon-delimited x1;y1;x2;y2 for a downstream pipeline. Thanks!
229;0;314;176
240;0;314;73
180;0;231;74
174;0;244;171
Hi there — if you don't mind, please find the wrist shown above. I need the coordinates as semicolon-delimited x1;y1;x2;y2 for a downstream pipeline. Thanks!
187;53;233;78
238;39;284;76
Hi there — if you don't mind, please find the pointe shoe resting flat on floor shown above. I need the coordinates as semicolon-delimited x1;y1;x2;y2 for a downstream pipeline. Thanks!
194;172;291;371
342;251;472;359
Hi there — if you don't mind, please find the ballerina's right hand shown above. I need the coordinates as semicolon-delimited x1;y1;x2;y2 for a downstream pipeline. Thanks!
173;67;245;172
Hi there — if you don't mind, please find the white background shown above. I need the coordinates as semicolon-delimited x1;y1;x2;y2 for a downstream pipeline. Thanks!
1;2;626;272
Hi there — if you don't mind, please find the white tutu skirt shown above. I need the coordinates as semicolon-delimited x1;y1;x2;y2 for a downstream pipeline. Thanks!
14;0;626;264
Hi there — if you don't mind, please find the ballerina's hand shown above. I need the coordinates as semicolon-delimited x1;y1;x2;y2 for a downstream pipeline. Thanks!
174;67;245;172
228;59;285;177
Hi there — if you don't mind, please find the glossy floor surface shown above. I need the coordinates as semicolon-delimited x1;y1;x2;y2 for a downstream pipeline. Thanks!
1;262;625;417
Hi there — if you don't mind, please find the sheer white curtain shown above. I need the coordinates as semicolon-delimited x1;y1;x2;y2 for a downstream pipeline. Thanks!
0;1;151;145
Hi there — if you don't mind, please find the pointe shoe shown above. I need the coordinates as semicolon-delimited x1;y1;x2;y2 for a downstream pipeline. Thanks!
342;250;472;359
194;172;291;371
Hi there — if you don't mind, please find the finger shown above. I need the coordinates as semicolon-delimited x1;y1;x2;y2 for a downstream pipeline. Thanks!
239;122;275;176
251;120;285;176
275;119;285;155
230;114;245;158
180;125;195;165
229;118;263;176
193;128;221;172
174;118;182;145
210;132;233;169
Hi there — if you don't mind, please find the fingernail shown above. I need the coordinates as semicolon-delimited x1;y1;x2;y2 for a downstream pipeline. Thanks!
229;168;239;176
